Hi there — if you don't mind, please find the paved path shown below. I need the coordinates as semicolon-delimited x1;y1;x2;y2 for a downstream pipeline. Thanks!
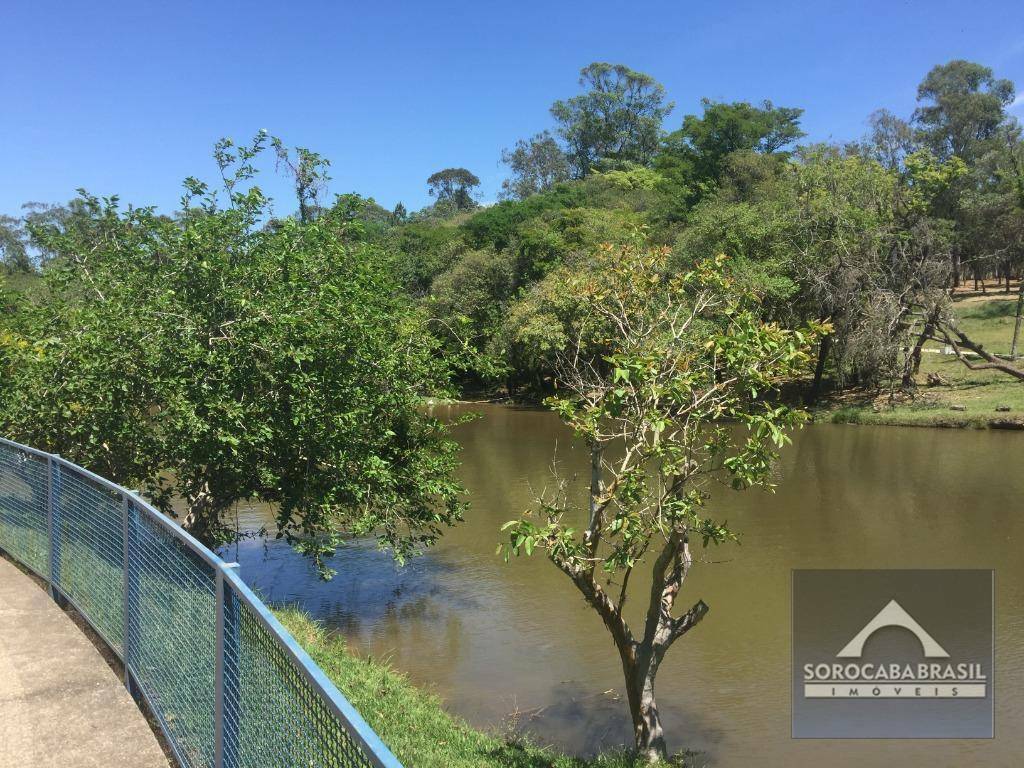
0;555;168;767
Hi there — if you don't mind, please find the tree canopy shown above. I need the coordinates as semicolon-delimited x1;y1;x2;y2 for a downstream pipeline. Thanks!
551;63;673;178
427;167;481;212
914;59;1015;162
661;98;805;183
0;137;464;573
500;131;571;200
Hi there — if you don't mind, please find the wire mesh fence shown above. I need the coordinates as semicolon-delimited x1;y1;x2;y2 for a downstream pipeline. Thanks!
0;437;402;768
0;442;48;577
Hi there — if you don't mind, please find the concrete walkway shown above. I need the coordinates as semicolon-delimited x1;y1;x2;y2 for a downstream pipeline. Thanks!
0;555;168;767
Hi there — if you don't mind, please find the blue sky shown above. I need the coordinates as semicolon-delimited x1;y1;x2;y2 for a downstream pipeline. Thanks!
3;0;1024;218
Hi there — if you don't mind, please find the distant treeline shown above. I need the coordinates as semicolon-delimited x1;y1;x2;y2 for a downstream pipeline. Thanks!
3;59;1023;398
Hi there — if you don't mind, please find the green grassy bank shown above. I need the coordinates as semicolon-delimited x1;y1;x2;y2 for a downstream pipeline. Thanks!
275;608;697;768
815;293;1024;429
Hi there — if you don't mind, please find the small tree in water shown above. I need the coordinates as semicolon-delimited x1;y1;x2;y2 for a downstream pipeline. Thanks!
501;240;821;762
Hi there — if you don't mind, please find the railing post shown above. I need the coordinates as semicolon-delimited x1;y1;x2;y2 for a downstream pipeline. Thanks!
46;455;62;603
121;493;135;691
45;455;53;588
215;562;241;768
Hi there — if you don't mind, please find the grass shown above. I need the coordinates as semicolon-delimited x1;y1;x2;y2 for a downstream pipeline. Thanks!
932;292;1022;355
275;608;701;768
815;291;1024;429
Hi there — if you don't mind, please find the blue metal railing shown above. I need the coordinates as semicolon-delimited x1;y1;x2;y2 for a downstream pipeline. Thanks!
0;436;403;768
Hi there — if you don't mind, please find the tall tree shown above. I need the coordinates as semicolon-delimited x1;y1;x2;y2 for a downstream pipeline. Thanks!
551;63;673;178
913;59;1015;162
427;167;481;211
270;134;332;223
500;131;571;199
0;215;31;273
860;108;916;171
912;60;1016;288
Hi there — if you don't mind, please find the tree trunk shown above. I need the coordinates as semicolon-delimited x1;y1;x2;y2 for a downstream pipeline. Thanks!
807;334;832;404
588;441;603;531
624;648;668;762
182;483;220;545
558;536;708;764
1011;282;1024;360
903;305;941;387
929;323;1024;381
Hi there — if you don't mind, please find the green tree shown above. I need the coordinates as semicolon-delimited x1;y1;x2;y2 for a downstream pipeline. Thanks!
10;199;107;268
551;63;673;178
428;249;515;382
501;240;819;761
790;147;965;395
0;215;31;273
427;167;481;211
661;98;804;184
459;183;591;252
390;220;467;295
913;60;1015;162
500;131;571;200
858;108;916;171
673;159;799;316
912;60;1016;289
0;137;464;571
270;134;332;223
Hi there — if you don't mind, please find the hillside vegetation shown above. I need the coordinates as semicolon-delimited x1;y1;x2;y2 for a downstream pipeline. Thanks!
4;59;1023;415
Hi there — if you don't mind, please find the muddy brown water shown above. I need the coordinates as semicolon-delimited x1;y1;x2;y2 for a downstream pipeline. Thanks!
227;403;1024;766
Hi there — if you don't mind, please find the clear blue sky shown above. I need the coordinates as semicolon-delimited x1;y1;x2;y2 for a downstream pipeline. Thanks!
3;0;1024;218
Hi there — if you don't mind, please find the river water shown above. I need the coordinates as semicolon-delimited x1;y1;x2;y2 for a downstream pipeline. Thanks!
228;404;1023;767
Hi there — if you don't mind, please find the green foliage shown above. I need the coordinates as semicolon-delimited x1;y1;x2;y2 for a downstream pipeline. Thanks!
857;109;916;170
490;258;577;389
662;98;805;184
428;249;516;381
0;138;464;572
270;134;332;223
460;183;592;252
6;55;1023;460
593;165;664;192
674;181;799;313
515;206;644;283
389;220;467;295
913;59;1015;162
490;211;644;389
500;131;572;200
903;149;968;214
387;58;1019;398
427;167;481;211
500;242;820;573
0;214;32;273
551;63;673;177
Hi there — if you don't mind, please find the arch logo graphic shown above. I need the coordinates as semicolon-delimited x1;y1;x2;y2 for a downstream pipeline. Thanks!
792;570;993;738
